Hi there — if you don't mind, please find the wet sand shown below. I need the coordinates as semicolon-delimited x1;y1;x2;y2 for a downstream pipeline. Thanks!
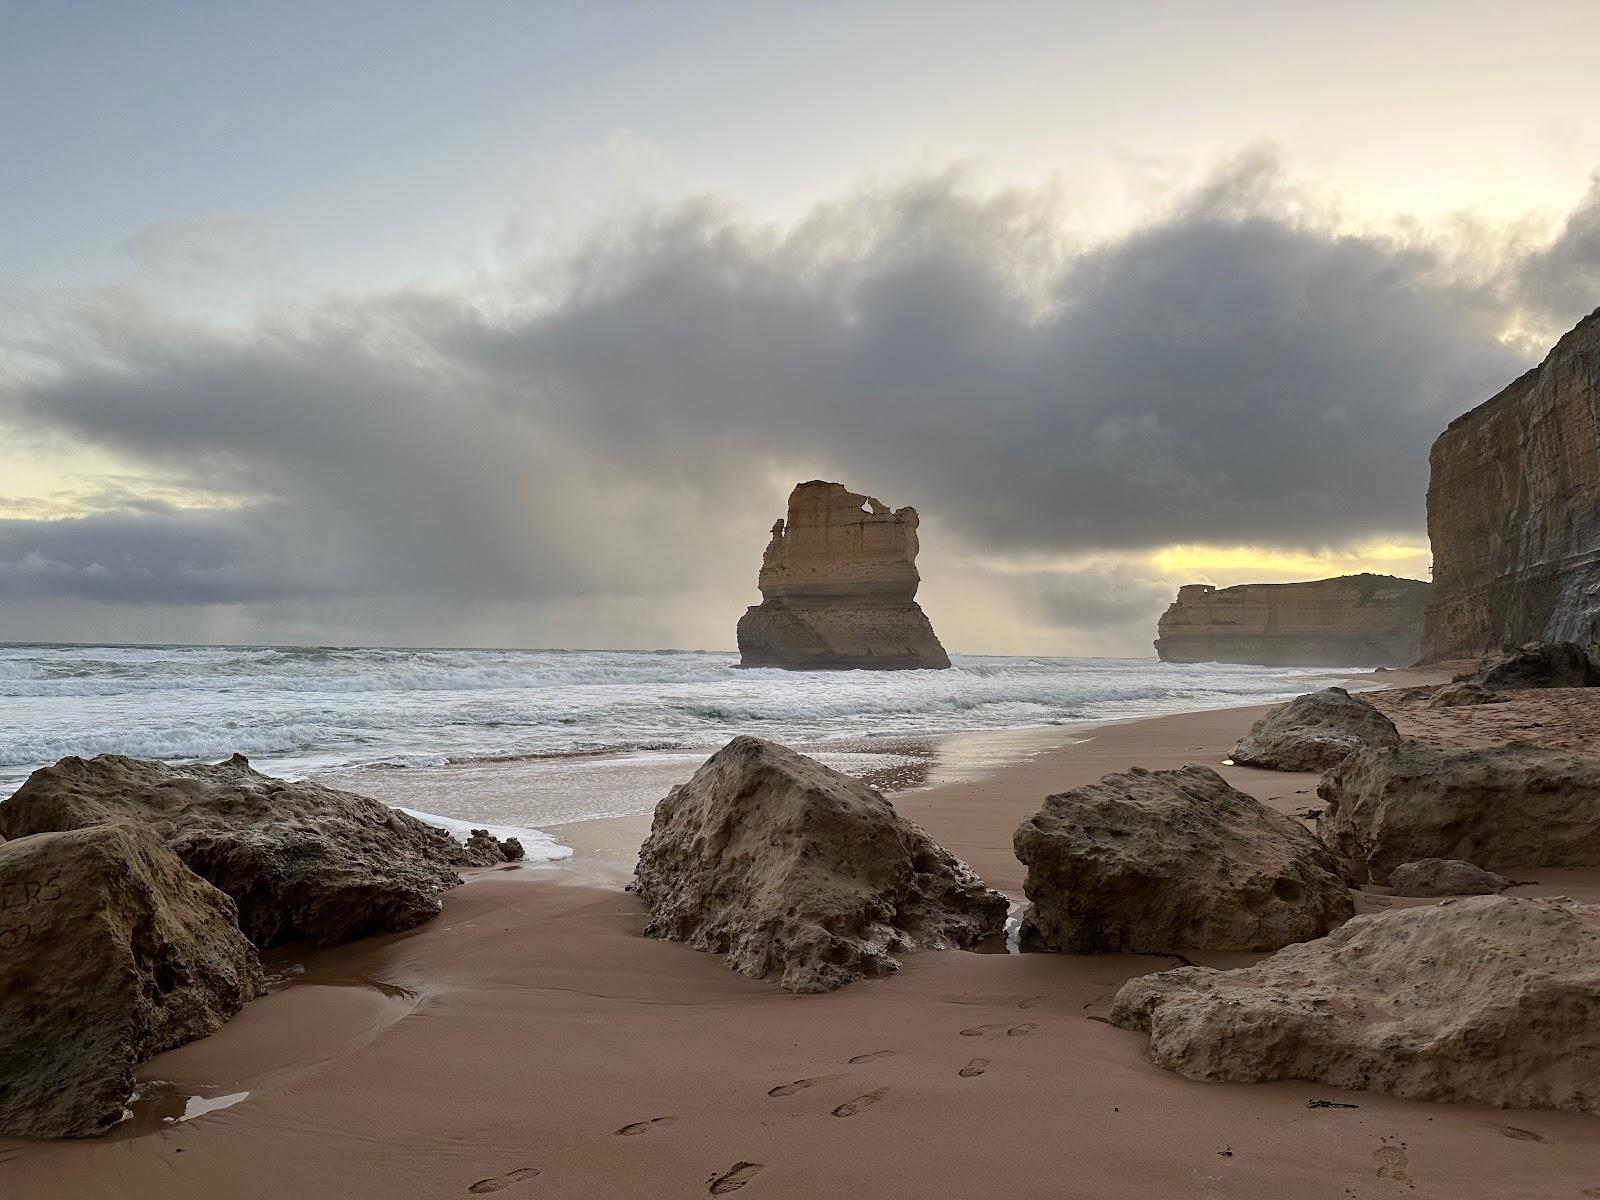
4;669;1599;1198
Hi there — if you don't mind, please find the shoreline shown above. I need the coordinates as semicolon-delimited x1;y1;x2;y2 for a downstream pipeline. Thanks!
11;662;1599;1198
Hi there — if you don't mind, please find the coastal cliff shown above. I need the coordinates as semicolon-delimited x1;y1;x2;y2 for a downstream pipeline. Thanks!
1154;574;1430;667
1422;307;1600;660
736;481;951;670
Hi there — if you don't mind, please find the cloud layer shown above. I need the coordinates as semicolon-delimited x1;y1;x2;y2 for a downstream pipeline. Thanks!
3;157;1596;650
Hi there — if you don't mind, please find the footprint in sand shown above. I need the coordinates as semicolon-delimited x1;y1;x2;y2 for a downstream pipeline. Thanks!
616;1116;677;1136
959;1058;988;1078
1018;995;1045;1010
468;1167;540;1193
846;1050;895;1064
1498;1125;1549;1143
1006;1023;1037;1037
768;1076;841;1097
832;1088;888;1118
708;1162;763;1195
959;1023;1003;1037
1373;1145;1411;1183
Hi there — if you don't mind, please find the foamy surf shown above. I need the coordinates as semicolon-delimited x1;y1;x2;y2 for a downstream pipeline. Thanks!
396;806;572;864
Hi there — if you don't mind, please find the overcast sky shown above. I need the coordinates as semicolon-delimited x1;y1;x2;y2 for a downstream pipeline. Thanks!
3;2;1598;654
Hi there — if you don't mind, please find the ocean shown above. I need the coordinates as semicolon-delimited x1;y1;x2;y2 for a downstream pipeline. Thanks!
0;642;1342;856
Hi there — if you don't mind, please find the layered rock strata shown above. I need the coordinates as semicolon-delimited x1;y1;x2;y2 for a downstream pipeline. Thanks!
1154;575;1430;667
1423;307;1600;660
633;736;1007;992
1230;687;1401;772
0;824;262;1138
1318;741;1600;883
1013;765;1353;954
737;481;950;670
0;754;473;947
1111;896;1600;1114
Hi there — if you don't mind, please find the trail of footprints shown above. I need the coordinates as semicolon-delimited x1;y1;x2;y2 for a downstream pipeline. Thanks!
477;1001;1043;1193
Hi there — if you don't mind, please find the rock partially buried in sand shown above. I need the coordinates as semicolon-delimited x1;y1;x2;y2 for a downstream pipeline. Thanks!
0;823;262;1138
1318;741;1600;884
0;754;472;948
1425;680;1504;708
1111;896;1600;1114
1462;642;1600;690
633;736;1007;992
462;828;525;865
1230;688;1400;772
1387;858;1509;897
1013;766;1353;954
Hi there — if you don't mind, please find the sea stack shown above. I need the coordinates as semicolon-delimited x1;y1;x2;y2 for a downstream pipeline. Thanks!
1423;306;1600;659
1154;574;1431;667
736;480;951;670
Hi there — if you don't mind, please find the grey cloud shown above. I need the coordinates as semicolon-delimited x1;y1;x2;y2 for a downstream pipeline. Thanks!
3;158;1596;636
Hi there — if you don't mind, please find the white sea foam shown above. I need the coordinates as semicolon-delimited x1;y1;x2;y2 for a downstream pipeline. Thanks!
395;806;572;864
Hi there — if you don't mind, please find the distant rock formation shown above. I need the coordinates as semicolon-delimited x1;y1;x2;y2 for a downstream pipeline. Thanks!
633;736;1006;992
1423;307;1600;660
1460;641;1600;690
736;481;951;670
1154;574;1431;667
1111;896;1600;1114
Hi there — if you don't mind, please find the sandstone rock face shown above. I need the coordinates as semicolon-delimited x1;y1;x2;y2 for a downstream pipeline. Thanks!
1318;741;1600;883
0;754;470;947
1230;688;1401;772
1111;896;1600;1114
633;736;1006;992
736;481;950;670
1462;641;1600;690
1012;766;1353;954
1387;858;1509;897
1423;307;1600;660
1154;575;1430;667
1425;681;1503;708
0;823;262;1138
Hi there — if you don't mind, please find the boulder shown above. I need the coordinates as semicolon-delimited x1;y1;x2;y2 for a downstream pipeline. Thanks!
1425;680;1504;708
1111;896;1600;1114
1012;766;1353;954
462;828;526;865
1230;687;1401;772
0;754;471;947
1319;741;1600;883
1461;642;1600;690
633;736;1006;992
1387;858;1509;897
0;823;262;1138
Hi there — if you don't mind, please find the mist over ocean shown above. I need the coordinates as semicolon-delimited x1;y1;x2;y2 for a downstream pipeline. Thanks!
0;642;1344;796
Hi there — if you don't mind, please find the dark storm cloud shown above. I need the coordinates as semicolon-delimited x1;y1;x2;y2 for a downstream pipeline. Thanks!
2;158;1592;616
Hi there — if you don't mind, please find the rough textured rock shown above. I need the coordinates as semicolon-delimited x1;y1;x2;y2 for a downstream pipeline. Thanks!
736;481;950;670
1460;641;1600;690
1154;574;1430;667
1425;680;1504;708
1230;688;1401;772
1111;896;1600;1114
1012;766;1353;954
1319;741;1600;883
633;736;1006;992
1424;307;1600;660
461;828;526;865
1387;858;1509;897
0;823;262;1138
0;754;471;948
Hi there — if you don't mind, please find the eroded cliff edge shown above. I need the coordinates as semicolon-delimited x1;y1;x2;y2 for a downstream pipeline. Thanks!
1423;307;1600;660
1154;574;1430;667
736;481;951;670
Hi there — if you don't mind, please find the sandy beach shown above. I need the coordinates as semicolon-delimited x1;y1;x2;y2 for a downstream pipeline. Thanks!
4;671;1598;1200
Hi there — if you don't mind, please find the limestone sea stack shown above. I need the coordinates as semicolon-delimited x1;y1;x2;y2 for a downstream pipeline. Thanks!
736;480;951;670
634;736;1007;992
1154;574;1430;667
0;824;262;1138
1111;896;1600;1114
1423;306;1600;659
0;753;478;947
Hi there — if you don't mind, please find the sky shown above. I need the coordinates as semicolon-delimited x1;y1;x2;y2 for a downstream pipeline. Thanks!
3;1;1599;655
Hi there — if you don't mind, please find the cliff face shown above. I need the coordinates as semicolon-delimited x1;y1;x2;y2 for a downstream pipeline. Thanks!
1154;574;1431;667
1422;308;1600;660
736;481;951;670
